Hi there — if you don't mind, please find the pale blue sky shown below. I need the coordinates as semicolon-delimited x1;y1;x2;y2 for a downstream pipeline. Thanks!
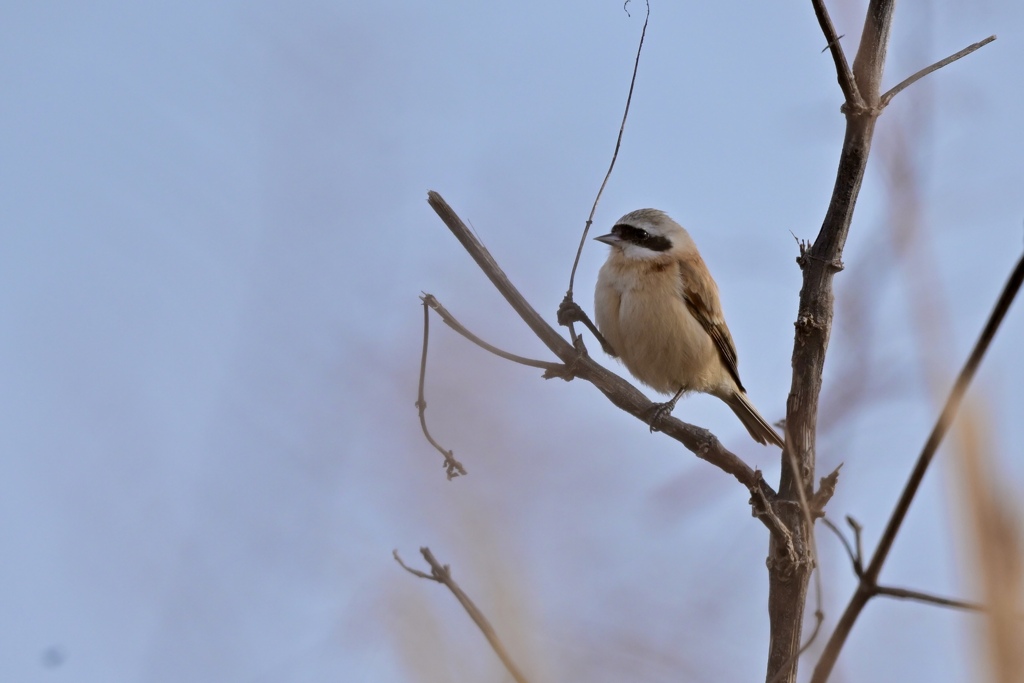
2;2;1023;682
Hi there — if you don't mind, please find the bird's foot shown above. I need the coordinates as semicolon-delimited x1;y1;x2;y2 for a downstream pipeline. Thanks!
645;399;678;433
645;389;684;433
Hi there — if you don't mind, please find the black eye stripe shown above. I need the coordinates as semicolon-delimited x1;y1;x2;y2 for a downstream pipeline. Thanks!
612;223;672;252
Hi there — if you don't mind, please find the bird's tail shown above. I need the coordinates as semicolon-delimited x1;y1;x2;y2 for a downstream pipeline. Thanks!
725;391;784;448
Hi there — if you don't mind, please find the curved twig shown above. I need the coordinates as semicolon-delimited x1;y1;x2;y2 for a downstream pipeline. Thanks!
821;517;862;577
417;297;467;479
565;0;650;341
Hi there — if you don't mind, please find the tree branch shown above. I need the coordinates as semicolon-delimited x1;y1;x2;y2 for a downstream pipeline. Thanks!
767;2;897;681
823;517;983;611
811;251;1024;683
422;294;564;373
822;517;862;576
880;35;996;108
810;0;861;108
394;548;532;683
850;0;896;110
874;586;984;612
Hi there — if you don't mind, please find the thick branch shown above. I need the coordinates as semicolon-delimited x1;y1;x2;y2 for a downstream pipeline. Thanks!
767;3;896;682
850;0;895;109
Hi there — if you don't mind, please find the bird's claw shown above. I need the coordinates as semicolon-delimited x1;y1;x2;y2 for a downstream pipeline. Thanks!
645;401;676;433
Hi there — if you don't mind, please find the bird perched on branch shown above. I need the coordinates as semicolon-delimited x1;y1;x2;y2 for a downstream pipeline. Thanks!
592;208;784;447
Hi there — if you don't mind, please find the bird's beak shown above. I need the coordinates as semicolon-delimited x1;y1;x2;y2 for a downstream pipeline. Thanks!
594;233;621;246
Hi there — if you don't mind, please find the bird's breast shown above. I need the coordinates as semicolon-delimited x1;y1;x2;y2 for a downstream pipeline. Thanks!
595;260;721;394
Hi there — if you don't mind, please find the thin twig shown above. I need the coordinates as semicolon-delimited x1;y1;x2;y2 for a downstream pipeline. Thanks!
566;0;650;330
810;0;862;109
812;251;1024;682
422;294;564;373
846;515;864;568
821;518;985;611
394;548;532;683
875;586;984;611
822;517;862;576
417;297;467;479
880;35;996;108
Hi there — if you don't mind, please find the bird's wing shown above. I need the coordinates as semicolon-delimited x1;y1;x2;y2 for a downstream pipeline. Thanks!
678;254;745;393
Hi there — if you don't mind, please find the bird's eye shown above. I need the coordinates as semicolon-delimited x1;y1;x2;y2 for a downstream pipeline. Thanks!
612;223;656;245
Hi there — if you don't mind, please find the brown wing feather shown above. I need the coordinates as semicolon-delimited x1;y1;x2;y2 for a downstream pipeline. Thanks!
678;254;746;393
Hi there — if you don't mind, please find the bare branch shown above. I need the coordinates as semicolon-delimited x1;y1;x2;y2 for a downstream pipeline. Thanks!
810;0;862;108
850;0;896;109
821;517;862;577
394;548;532;683
846;516;864;570
875;586;984;612
880;35;996;108
811;251;1024;683
393;549;436;581
770;3;899;680
417;296;467;479
819;522;985;610
866;250;1023;577
422;294;564;373
767;610;825;683
822;517;986;615
429;192;575;358
566;0;650;306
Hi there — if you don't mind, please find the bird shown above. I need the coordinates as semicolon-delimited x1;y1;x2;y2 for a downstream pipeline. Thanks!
592;208;784;447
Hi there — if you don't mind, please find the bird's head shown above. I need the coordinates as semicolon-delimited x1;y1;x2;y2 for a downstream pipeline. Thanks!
595;209;695;261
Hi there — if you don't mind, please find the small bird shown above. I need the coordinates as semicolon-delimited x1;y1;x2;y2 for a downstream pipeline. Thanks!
593;208;784;447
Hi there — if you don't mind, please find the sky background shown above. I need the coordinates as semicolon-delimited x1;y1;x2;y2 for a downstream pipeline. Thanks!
2;1;1023;682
